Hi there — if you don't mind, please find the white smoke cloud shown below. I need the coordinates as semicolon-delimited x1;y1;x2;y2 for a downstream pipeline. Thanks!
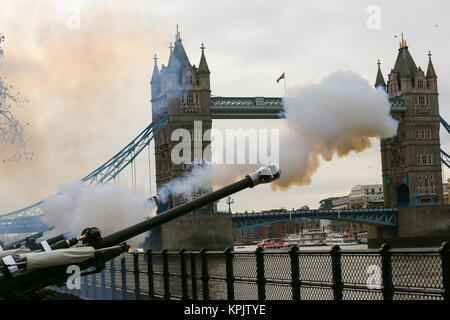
157;165;213;203
274;70;397;189
158;70;398;198
41;181;153;247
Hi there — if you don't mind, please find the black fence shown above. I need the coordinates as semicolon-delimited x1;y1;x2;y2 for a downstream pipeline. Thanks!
56;243;450;300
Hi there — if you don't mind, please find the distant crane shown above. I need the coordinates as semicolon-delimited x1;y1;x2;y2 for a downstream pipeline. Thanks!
226;197;234;214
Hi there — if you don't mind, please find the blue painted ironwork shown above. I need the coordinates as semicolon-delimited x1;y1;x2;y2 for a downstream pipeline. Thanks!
440;117;450;168
210;96;284;119
441;116;450;135
441;149;450;169
0;115;169;235
389;97;407;112
82;114;168;184
223;208;398;232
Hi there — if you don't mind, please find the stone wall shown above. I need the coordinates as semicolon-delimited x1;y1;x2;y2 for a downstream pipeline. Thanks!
160;213;233;251
368;204;450;247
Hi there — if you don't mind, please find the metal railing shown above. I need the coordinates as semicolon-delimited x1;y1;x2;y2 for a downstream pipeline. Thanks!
56;242;450;300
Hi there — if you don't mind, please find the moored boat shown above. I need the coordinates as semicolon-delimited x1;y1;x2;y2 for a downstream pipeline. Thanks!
283;228;327;247
326;232;358;246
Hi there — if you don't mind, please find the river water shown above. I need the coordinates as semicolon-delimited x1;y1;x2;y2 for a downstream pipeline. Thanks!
233;244;369;251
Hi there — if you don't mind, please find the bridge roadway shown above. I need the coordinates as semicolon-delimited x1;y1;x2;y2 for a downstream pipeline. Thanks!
210;96;283;119
227;208;398;232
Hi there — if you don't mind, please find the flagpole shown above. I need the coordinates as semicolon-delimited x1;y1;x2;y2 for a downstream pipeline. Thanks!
283;71;287;94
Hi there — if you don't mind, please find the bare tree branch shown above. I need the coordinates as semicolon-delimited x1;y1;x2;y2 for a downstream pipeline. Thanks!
0;33;33;162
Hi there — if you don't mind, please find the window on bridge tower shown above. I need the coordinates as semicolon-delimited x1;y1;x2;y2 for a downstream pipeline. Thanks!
418;80;424;88
418;96;425;105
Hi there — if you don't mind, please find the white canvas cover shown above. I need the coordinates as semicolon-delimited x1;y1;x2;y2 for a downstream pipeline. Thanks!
0;248;31;259
21;247;95;270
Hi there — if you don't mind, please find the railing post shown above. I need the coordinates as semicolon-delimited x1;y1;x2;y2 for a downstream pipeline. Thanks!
200;248;210;300
439;242;450;300
179;249;188;300
82;275;89;298
100;268;106;300
379;243;393;300
121;255;127;300
255;246;266;300
224;247;234;300
133;252;141;300
146;249;155;300
191;251;198;300
91;273;97;299
110;259;116;300
162;249;170;300
289;246;300;300
330;245;342;300
76;276;82;298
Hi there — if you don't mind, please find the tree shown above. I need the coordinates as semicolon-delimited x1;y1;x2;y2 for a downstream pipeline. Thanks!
0;33;31;161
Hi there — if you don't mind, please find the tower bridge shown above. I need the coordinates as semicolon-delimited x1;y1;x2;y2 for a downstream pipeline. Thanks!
1;31;450;248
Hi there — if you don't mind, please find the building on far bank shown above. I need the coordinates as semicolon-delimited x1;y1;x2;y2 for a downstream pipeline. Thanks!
320;184;383;233
233;210;320;244
348;185;384;209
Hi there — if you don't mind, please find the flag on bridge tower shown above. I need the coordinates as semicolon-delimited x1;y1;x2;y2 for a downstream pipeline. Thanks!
276;72;285;83
276;72;286;93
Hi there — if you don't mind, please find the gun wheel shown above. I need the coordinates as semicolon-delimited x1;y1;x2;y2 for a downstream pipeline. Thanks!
33;289;83;300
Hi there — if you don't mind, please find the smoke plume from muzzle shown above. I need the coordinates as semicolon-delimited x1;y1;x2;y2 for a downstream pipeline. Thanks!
273;70;397;189
41;181;153;247
158;70;398;199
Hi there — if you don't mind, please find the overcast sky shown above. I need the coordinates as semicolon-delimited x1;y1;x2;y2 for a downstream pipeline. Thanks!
1;0;450;214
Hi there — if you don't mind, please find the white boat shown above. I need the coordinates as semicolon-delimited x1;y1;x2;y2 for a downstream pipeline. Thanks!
326;232;358;246
283;229;327;247
257;238;290;249
356;232;368;244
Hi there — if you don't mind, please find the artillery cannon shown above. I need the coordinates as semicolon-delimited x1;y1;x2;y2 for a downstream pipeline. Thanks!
1;232;45;251
0;164;280;299
1;232;66;251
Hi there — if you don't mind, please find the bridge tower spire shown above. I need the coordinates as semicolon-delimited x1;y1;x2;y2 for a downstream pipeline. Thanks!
380;39;443;207
374;59;386;90
198;43;210;75
150;54;161;97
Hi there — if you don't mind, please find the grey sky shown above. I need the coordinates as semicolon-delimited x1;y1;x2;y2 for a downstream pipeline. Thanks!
1;0;449;213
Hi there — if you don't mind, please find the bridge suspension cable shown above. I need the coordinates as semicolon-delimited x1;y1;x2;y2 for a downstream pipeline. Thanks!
440;117;450;169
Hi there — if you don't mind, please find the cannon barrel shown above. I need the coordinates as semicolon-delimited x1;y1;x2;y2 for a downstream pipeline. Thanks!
3;232;44;250
42;234;66;246
90;164;280;249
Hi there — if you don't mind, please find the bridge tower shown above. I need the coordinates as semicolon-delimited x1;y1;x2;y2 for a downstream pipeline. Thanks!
145;27;232;250
378;35;443;208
